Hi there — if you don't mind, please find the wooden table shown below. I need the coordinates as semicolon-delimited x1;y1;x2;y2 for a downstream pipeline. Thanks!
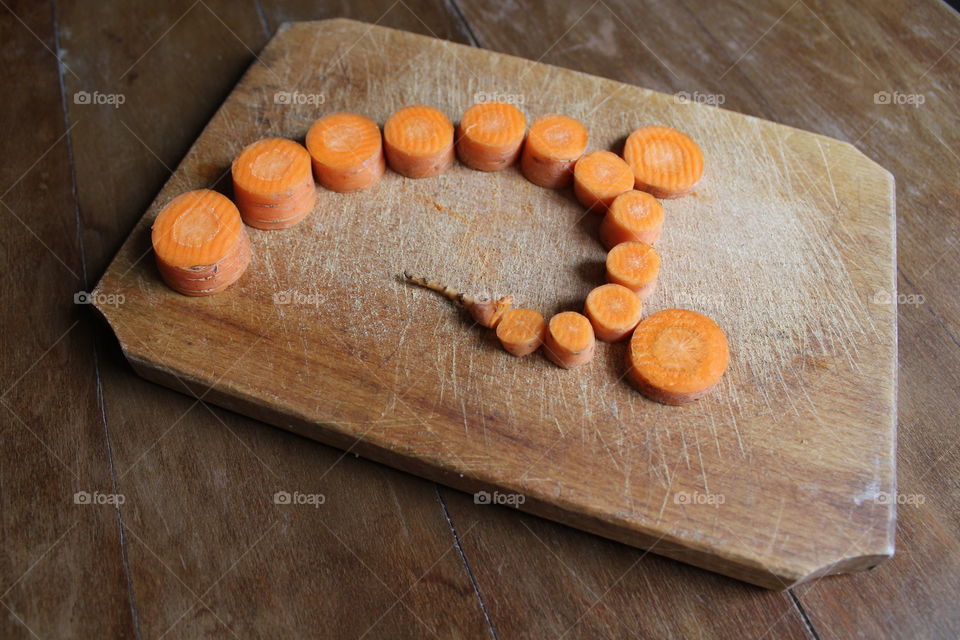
1;1;957;637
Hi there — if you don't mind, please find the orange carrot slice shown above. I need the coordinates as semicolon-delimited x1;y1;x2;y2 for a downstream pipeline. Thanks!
599;190;665;249
306;112;386;192
583;283;643;342
496;308;547;356
231;137;316;229
627;309;729;404
520;114;588;189
622;125;704;198
152;189;251;296
456;101;527;172
383;105;455;178
573;150;634;212
606;241;661;299
544;311;595;369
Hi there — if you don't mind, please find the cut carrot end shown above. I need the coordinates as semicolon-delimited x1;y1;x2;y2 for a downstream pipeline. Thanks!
456;101;527;172
544;311;595;369
606;241;661;299
496;308;547;356
306;112;385;192
573;150;634;212
628;309;729;404
584;283;643;342
151;189;251;296
232;137;316;229
520;114;588;189
623;125;704;199
599;190;665;249
384;105;455;178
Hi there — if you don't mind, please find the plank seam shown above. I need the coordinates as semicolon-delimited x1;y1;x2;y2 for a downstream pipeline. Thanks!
446;0;482;47
436;486;500;640
789;589;822;640
49;1;144;638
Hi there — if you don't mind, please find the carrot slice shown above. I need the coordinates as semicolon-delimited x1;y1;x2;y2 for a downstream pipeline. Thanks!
231;137;316;229
456;101;527;172
383;105;455;178
496;308;547;356
306;112;386;192
520;114;588;189
151;189;251;296
627;309;729;405
606;241;661;299
622;125;704;198
599;190;665;249
544;311;595;369
573;150;634;212
583;283;643;342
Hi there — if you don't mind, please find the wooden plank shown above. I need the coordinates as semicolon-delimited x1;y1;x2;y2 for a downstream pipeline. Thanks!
0;1;136;638
93;18;896;589
57;1;489;637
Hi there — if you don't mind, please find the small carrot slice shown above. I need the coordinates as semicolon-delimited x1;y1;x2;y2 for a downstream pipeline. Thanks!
456;101;527;172
306;112;386;192
383;105;455;178
606;241;661;299
599;190;665;249
583;284;643;342
544;311;595;369
627;308;729;405
152;189;251;296
231;137;316;229
573;150;634;212
520;114;588;189
496;308;547;356
622;125;704;198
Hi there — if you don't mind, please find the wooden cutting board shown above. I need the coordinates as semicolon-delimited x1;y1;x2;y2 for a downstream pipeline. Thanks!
93;19;897;590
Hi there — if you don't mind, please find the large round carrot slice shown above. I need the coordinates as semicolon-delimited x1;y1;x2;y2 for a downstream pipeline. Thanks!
599;190;665;249
622;125;704;198
306;112;385;192
383;105;455;178
151;189;250;296
231;137;316;229
456;101;527;172
627;309;729;405
605;241;661;299
520;114;588;189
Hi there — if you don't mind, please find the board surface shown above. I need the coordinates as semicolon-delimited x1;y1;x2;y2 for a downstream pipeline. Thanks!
93;19;897;589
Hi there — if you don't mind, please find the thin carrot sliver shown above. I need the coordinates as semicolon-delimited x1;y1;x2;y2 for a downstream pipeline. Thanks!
151;189;251;296
306;112;385;192
627;309;729;405
232;137;316;229
622;125;704;199
599;190;665;249
573;150;634;212
605;241;661;299
520;114;588;189
456;101;527;172
544;311;595;369
583;283;643;342
496;308;547;356
383;105;455;178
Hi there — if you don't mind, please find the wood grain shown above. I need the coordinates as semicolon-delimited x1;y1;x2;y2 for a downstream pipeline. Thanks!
92;18;897;590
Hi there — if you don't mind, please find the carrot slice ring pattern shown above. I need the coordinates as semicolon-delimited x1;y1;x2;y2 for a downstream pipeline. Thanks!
456;101;527;172
383;105;455;178
151;189;251;296
623;125;704;198
306;112;386;192
231;137;316;230
628;308;729;405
